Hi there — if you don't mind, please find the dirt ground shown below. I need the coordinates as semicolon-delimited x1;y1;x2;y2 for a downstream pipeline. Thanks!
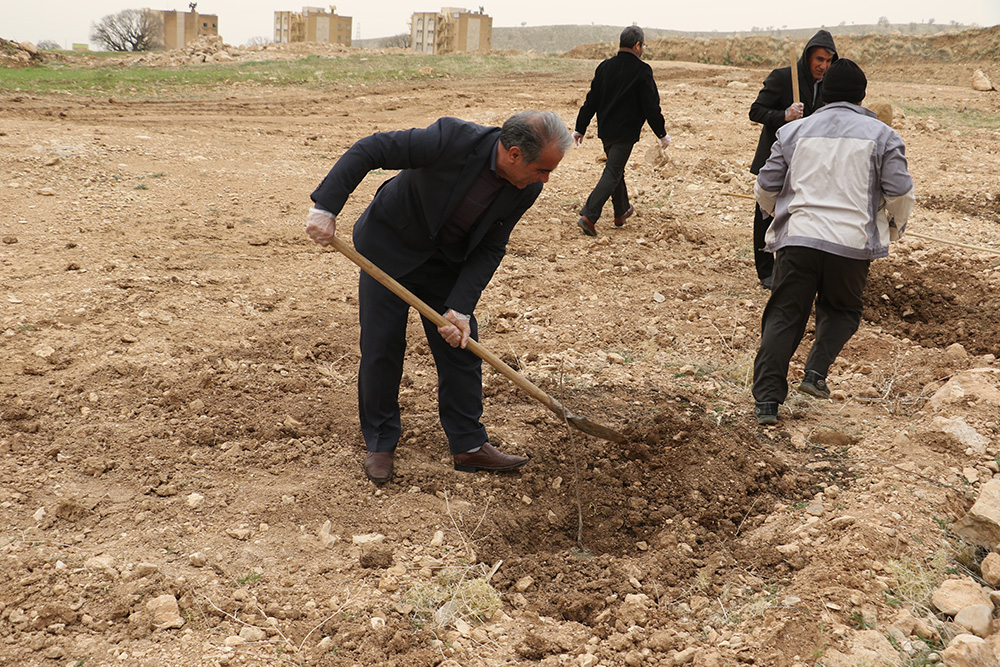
3;37;1000;667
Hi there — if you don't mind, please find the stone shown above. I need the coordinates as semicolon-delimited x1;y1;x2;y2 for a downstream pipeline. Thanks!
983;553;1000;586
928;370;1000;411
946;342;970;361
931;579;992;615
146;594;184;630
226;527;252;541
954;480;1000;547
954;604;993;637
818;630;899;667
928;416;989;454
131;563;159;579
359;543;393;569
867;100;894;126
810;428;856;447
942;634;1000;667
84;555;117;574
318;520;338;548
973;70;996;92
239;626;267;642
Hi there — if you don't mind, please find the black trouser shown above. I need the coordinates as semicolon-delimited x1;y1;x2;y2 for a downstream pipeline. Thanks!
357;255;486;455
753;203;775;281
580;139;635;223
752;246;870;404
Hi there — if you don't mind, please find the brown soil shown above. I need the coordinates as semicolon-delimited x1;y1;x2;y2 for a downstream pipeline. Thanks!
3;29;1000;667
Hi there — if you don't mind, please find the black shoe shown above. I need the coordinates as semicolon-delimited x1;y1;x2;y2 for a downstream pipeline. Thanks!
363;451;394;484
760;275;772;290
798;370;831;399
577;216;597;237
754;402;778;425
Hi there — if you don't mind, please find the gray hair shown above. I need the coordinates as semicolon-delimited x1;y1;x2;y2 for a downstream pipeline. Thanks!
499;110;573;163
620;25;644;49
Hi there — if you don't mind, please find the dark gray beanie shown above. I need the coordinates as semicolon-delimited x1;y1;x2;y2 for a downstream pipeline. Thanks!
822;58;867;104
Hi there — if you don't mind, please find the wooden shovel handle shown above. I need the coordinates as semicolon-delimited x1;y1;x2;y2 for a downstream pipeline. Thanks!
327;235;565;417
790;45;800;105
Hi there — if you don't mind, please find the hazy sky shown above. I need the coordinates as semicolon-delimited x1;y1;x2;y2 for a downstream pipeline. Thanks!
3;0;998;48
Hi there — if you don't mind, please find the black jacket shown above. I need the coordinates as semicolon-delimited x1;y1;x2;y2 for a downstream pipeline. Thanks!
748;30;838;174
311;117;542;315
575;49;667;143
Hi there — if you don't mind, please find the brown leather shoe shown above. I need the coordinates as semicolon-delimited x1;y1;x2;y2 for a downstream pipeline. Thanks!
613;205;634;227
363;451;394;484
453;443;528;473
577;216;597;237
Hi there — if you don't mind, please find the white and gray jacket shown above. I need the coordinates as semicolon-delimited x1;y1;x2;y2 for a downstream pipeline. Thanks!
754;102;915;260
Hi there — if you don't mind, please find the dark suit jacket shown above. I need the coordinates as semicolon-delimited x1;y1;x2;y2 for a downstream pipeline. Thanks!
748;30;838;174
574;50;667;144
311;117;542;315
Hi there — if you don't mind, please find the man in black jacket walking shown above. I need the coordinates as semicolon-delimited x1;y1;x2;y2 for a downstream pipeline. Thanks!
748;30;837;288
574;25;671;237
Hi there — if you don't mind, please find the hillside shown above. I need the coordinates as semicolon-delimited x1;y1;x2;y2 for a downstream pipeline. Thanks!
491;21;979;53
357;21;980;54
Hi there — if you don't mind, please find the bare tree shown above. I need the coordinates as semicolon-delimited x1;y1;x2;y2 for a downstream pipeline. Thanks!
245;36;273;47
90;9;163;52
380;33;412;49
36;40;62;50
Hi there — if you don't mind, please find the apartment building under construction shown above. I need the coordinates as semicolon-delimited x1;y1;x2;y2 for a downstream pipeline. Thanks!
274;6;353;45
411;7;491;54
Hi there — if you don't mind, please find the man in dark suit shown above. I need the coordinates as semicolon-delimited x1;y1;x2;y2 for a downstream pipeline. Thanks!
748;29;837;289
573;25;671;237
306;111;572;484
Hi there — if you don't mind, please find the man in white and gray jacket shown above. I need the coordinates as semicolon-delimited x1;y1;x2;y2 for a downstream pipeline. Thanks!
751;59;915;425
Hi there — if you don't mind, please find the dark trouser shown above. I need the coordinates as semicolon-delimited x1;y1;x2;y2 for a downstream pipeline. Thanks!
753;203;775;281
580;139;635;223
358;255;486;456
752;246;870;404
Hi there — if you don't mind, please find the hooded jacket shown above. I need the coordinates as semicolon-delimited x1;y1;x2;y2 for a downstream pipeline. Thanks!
749;30;838;174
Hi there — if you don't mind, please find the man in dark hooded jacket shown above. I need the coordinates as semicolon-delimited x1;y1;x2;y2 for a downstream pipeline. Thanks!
748;30;837;288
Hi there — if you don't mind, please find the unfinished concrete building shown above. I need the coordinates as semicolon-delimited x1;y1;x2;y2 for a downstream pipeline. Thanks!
274;6;353;45
147;8;219;50
411;7;491;54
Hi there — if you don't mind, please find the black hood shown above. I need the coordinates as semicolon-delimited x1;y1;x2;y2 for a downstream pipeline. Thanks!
801;29;838;66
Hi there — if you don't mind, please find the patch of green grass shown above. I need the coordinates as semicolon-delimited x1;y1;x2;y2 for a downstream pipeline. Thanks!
237;570;262;585
849;610;875;630
0;53;583;99
896;102;1000;131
